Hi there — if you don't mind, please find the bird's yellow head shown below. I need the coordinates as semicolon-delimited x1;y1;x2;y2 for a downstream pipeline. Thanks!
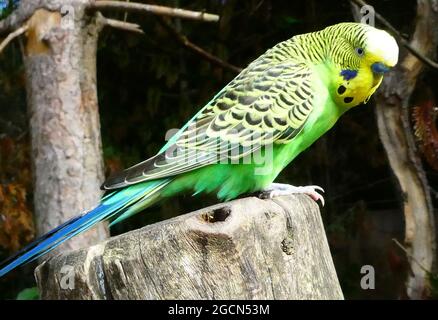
321;22;399;108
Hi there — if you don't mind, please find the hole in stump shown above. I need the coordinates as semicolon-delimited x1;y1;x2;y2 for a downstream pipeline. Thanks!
201;206;231;223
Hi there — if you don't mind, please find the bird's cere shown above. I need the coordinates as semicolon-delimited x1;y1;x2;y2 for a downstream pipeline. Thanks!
371;62;390;74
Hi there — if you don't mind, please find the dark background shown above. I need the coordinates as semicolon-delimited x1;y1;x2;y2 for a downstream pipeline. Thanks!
0;0;437;299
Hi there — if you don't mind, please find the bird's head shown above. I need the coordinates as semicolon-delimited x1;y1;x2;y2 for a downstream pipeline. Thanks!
360;24;399;76
322;22;399;106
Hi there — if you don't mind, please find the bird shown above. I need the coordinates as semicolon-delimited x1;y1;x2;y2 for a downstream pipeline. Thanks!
0;22;398;277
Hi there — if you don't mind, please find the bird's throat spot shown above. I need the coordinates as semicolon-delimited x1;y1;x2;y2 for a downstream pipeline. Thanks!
344;97;354;103
337;85;346;95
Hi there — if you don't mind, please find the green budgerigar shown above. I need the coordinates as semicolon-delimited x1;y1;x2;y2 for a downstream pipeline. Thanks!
0;22;398;276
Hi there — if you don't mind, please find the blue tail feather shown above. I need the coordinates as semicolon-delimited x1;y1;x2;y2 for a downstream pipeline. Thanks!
0;179;170;277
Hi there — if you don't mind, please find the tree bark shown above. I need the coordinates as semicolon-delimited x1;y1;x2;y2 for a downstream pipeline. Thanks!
374;0;438;299
0;0;219;263
35;195;343;300
23;2;108;255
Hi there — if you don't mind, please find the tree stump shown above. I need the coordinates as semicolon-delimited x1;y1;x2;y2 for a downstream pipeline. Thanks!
35;195;343;300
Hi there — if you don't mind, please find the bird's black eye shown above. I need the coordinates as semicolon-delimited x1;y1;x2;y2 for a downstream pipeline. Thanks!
355;47;364;56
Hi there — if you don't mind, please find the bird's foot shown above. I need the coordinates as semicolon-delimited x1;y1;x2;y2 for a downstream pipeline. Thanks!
259;183;325;206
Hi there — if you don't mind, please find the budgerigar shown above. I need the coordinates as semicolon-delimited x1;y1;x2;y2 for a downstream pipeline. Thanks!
0;22;398;276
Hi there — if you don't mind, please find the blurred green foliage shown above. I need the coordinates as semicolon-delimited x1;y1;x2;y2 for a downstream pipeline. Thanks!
0;0;17;19
16;286;39;300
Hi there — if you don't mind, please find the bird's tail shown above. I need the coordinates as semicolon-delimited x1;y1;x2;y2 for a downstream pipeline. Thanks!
0;178;171;277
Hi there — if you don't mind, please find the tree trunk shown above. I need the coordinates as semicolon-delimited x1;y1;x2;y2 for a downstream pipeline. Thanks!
23;2;108;256
374;0;438;299
35;195;343;300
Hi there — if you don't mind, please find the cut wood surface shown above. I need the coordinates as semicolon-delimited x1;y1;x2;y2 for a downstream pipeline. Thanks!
35;195;343;300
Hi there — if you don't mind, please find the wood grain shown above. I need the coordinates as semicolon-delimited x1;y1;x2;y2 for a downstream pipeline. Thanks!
35;195;343;300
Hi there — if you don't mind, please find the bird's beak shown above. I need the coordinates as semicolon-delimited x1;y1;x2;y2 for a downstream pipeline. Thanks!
371;62;390;75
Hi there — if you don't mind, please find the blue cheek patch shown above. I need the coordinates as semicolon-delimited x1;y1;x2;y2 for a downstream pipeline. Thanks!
340;69;358;81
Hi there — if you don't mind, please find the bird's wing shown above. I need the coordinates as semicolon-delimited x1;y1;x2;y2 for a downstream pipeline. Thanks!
103;59;317;190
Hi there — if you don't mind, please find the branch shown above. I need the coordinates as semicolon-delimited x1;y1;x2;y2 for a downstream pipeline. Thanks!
157;16;242;73
0;25;28;54
88;1;219;22
349;0;438;70
0;0;218;36
392;238;430;273
102;16;144;34
0;1;58;35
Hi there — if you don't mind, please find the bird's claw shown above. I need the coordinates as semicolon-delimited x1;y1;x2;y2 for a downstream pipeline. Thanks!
260;183;325;207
